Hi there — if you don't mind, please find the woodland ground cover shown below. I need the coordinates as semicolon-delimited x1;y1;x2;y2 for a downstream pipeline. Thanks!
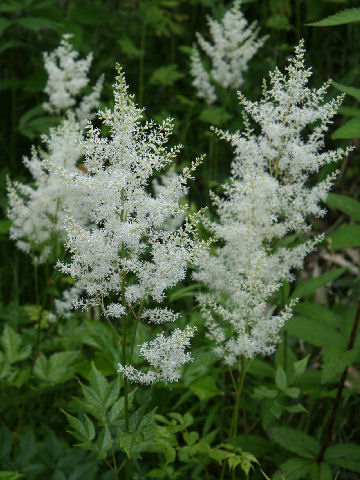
1;1;360;479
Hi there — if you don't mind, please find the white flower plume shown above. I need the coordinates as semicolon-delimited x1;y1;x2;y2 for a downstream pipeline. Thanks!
43;33;103;124
194;40;352;364
51;65;209;384
191;0;267;104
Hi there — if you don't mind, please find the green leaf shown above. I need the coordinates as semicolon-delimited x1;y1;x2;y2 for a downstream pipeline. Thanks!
15;17;59;31
89;363;108;404
327;193;360;222
329;225;360;249
293;355;310;377
0;220;11;234
325;443;360;472
266;14;291;30
269;427;320;459
332;117;360;139
183;431;199;446
275;366;287;390
63;411;94;443
294;303;341;327
188;375;221;400
290;268;346;299
285;316;346;348
307;8;360;26
199;106;232;126
1;325;31;364
34;351;79;385
322;347;358;382
0;473;24;480
332;81;360;102
117;36;142;57
338;106;360;117
95;428;112;456
284;387;300;398
272;458;313;480
150;64;184;86
108;397;125;423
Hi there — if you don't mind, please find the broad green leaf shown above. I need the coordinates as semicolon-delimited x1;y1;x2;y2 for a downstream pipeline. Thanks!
322;347;358;382
290;268;345;299
34;351;79;385
338;106;360;117
266;14;291;30
327;193;360;222
150;65;183;86
63;411;94;443
183;431;199;446
275;366;287;390
247;358;275;378
89;363;108;404
332;81;360;102
199;106;232;126
15;17;59;31
117;36;142;57
325;443;360;472
307;8;360;26
188;375;221;400
294;303;341;327
95;428;112;456
293;355;310;377
285;316;346;348
0;428;12;461
269;427;320;459
332;117;360;139
1;325;31;364
0;40;27;54
0;473;24;480
284;387;300;398
17;431;37;468
329;225;360;249
108;397;125;423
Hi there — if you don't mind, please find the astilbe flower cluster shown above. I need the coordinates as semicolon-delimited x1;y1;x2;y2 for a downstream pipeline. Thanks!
51;66;209;384
194;41;351;365
190;0;266;104
7;35;102;267
43;33;103;124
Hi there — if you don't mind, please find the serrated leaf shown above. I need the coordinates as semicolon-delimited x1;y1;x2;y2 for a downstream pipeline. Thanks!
332;117;360;139
150;65;184;86
96;428;112;456
183;431;198;446
104;377;120;408
0;473;24;480
290;268;345;299
332;81;360;102
293;355;310;377
272;458;313;480
1;325;31;364
327;193;360;222
325;443;360;472
199;106;232;126
285;316;346;348
307;8;360;26
329;225;360;249
89;363;108;404
294;303;341;327
269;427;320;459
322;347;358;382
15;17;59;31
108;397;125;423
275;366;287;390
188;376;221;400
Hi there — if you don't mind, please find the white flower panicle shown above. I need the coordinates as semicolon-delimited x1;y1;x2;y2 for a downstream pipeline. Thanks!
194;41;351;364
52;65;208;384
191;0;266;104
118;326;196;385
7;116;88;265
43;34;104;124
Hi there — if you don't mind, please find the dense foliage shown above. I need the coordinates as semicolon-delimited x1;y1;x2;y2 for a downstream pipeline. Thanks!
1;1;360;479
